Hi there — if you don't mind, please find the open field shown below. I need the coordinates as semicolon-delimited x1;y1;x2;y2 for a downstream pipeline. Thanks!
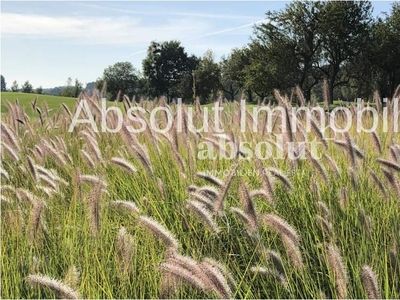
1;92;364;119
1;93;399;298
1;92;245;120
1;92;77;118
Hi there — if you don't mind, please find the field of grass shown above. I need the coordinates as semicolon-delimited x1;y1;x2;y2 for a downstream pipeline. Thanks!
1;92;77;118
1;93;399;299
0;92;227;121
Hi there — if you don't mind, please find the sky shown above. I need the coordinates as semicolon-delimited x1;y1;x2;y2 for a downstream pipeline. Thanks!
0;1;396;89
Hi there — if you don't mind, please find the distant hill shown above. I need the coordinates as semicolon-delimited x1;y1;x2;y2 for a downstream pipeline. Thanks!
43;86;65;95
85;82;96;93
41;81;96;96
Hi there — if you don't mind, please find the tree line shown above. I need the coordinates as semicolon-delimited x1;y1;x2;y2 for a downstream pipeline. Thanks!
95;1;399;104
1;76;43;95
1;76;84;98
2;1;399;104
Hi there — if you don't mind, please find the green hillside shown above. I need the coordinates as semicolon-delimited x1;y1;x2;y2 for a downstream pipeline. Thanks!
1;92;77;118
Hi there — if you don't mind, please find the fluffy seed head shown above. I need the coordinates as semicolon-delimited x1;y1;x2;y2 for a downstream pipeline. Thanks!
63;266;80;291
360;265;381;299
326;244;348;299
138;216;179;250
186;200;220;234
262;214;300;244
26;274;80;299
110;157;137;173
110;200;140;215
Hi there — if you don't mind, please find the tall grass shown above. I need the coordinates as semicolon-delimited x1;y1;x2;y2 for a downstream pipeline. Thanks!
1;91;399;298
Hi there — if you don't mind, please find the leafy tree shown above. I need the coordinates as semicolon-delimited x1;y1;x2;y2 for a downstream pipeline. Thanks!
11;80;19;92
143;40;199;101
36;86;43;95
73;79;83;97
220;48;248;100
318;1;373;103
193;50;221;103
61;77;83;98
1;75;6;91
21;81;33;93
251;1;373;103
136;77;150;100
371;3;400;97
174;72;195;103
97;62;139;100
244;36;297;102
61;77;73;97
255;1;324;102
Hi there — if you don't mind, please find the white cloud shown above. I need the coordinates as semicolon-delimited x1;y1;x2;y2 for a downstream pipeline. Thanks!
1;11;266;59
78;3;261;21
184;18;267;41
126;19;264;57
0;12;213;45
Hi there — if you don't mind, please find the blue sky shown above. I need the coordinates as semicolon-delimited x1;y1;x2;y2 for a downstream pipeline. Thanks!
1;1;395;89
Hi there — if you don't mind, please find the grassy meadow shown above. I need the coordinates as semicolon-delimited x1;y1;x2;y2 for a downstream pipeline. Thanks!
1;91;399;299
1;92;77;118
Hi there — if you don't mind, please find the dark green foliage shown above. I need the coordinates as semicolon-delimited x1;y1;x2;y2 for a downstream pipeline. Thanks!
1;75;6;92
96;62;140;101
143;40;199;102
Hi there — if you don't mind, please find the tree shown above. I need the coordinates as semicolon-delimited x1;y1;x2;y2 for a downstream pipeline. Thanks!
21;81;33;93
174;72;195;103
61;77;83;98
318;1;373;103
193;50;221;103
11;80;19;92
370;3;400;97
73;79;83;97
1;75;6;91
143;40;199;101
255;1;324;102
244;36;298;102
220;48;248;100
97;62;139;100
36;86;43;94
177;54;200;103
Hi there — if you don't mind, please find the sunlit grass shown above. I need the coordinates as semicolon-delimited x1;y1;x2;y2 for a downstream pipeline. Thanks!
1;94;399;299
